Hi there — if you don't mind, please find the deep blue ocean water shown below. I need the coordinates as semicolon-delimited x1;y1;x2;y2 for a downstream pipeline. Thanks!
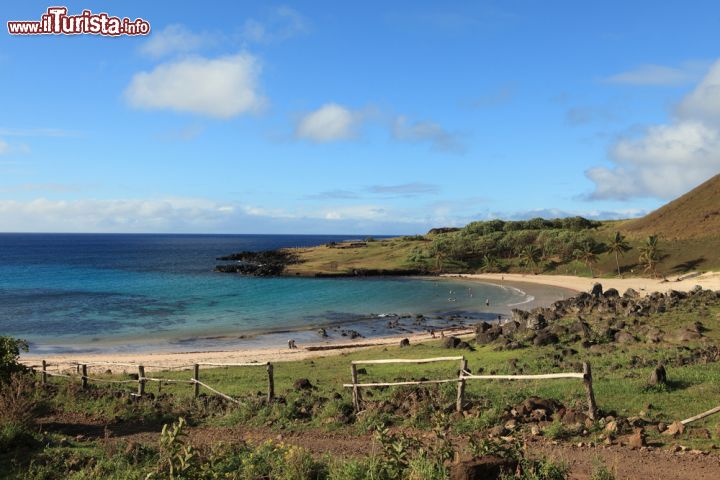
0;234;535;354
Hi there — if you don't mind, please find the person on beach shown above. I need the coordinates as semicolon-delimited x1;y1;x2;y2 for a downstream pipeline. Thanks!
485;298;490;306
430;328;436;338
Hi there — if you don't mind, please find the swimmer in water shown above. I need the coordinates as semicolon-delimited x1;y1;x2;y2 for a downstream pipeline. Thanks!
485;299;490;306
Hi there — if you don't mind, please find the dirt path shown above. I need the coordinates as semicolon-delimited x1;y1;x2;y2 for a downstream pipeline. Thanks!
40;413;720;479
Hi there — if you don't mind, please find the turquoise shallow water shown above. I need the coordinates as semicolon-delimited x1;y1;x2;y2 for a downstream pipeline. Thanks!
0;234;540;354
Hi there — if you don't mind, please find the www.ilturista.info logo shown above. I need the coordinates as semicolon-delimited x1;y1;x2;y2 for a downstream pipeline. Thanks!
7;7;150;36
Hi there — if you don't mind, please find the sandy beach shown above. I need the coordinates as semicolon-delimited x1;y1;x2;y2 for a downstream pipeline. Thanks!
21;327;477;372
21;272;719;370
449;271;720;296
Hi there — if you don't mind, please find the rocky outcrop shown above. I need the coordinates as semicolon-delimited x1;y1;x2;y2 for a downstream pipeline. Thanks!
475;283;718;350
215;250;300;276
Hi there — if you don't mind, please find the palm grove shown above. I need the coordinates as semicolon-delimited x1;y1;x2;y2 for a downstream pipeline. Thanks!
406;217;663;278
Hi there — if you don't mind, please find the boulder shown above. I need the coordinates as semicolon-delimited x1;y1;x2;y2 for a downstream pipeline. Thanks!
663;420;685;437
501;320;521;335
604;288;620;298
526;313;546;331
591;283;603;298
561;409;588;425
623;288;640;299
533;331;559;346
399;338;410;348
688;427;711;439
674;328;702;342
449;455;517;480
627;428;646;448
569;320;593;338
614;331;636;344
648;364;667;386
475;322;492;333
293;378;313;390
476;326;502;344
511;309;529;323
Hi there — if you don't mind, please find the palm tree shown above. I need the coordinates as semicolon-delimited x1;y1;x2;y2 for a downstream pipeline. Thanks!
573;240;603;278
607;231;632;277
518;245;542;274
639;235;661;277
481;253;499;272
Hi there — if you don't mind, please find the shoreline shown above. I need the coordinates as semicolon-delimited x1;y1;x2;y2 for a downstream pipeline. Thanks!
24;271;714;369
21;326;478;371
447;271;720;296
21;278;574;369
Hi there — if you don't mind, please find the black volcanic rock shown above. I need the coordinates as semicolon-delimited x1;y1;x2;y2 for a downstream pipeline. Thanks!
215;250;300;276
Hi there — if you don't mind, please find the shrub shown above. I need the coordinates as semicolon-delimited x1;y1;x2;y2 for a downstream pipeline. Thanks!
0;373;39;452
0;336;29;382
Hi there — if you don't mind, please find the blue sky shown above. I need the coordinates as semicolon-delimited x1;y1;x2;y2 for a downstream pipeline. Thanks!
2;1;720;234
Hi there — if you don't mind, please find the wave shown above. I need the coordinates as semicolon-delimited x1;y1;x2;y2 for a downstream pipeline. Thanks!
480;282;536;307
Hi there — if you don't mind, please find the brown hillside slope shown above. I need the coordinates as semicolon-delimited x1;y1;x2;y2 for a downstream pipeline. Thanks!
620;173;720;240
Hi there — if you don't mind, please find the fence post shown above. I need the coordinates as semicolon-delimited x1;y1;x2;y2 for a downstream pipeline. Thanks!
137;365;145;396
456;357;467;413
266;363;274;402
41;360;47;386
351;363;362;412
81;364;88;390
582;362;598;420
193;364;200;398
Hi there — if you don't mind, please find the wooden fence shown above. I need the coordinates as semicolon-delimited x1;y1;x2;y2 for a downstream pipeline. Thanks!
344;356;598;419
24;360;274;404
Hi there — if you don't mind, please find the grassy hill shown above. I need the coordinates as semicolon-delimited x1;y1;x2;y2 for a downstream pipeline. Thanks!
618;174;720;240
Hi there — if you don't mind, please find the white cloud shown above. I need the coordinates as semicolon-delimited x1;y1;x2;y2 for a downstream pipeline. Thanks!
139;24;216;58
125;53;266;119
295;103;359;142
321;205;387;221
603;61;709;86
0;197;238;233
0;139;8;155
392;116;464;153
677;61;720;123
242;6;308;43
587;60;720;200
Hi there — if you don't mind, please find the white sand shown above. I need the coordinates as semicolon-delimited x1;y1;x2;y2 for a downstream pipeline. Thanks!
21;327;476;372
447;271;720;296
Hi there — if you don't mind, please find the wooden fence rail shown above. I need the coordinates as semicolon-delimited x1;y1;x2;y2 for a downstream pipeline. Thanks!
25;360;275;404
344;357;598;419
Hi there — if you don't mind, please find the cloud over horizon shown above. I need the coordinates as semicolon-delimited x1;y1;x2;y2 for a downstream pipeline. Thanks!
125;53;266;118
587;60;720;200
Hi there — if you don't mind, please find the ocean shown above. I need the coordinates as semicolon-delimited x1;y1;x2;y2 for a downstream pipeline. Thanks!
0;233;556;355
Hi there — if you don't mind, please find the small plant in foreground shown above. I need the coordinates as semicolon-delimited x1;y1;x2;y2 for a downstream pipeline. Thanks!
590;458;616;480
147;417;197;479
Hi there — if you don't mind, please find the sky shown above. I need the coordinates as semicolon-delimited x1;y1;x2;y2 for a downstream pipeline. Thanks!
1;1;720;234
